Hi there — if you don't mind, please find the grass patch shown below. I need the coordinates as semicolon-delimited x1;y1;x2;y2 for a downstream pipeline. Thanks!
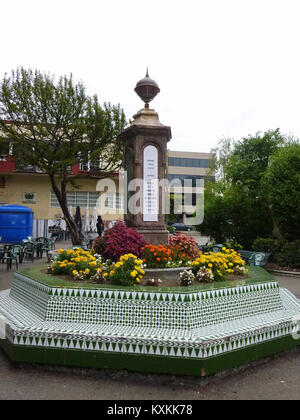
16;264;275;293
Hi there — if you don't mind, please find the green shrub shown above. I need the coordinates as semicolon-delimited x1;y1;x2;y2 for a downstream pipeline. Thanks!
224;240;243;251
166;225;176;234
275;241;300;268
252;237;282;256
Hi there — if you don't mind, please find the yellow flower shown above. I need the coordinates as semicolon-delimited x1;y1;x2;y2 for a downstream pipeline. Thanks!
85;268;90;275
72;270;78;276
110;270;115;276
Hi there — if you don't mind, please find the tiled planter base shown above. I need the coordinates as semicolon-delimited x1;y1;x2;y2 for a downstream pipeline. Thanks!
144;267;189;281
1;335;298;376
0;270;299;376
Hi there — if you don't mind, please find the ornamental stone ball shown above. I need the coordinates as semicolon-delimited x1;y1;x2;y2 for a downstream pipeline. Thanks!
134;69;160;109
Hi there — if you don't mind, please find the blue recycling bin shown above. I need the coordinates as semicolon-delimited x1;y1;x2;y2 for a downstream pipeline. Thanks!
0;205;33;244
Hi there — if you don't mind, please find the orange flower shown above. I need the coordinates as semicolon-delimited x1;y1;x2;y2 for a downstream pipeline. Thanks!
157;258;161;262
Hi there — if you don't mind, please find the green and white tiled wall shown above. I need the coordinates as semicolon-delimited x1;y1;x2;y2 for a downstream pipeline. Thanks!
0;272;300;375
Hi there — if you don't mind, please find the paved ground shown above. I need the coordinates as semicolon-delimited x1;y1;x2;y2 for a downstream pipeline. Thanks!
0;248;299;400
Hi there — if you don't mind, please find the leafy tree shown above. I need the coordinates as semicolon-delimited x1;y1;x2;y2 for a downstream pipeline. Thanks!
199;130;285;248
0;68;126;244
199;181;228;243
167;193;185;224
265;143;300;241
200;180;273;248
225;129;285;194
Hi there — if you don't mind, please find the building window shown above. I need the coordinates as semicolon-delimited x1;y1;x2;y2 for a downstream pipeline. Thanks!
50;191;100;208
168;157;210;168
79;152;102;172
168;174;204;188
104;193;124;210
168;174;214;187
0;142;12;161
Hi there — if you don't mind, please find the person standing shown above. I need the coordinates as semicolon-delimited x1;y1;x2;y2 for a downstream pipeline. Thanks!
96;215;104;237
75;206;82;231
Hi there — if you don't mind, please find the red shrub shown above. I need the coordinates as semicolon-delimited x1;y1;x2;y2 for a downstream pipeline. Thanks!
168;233;199;260
99;222;147;262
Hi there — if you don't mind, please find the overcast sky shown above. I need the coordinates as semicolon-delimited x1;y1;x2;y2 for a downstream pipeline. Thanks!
1;0;300;152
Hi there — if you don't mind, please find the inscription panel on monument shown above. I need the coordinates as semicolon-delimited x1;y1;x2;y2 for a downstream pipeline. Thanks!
143;145;158;222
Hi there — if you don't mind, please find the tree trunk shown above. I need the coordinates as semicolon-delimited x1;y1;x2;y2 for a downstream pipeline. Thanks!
49;174;82;246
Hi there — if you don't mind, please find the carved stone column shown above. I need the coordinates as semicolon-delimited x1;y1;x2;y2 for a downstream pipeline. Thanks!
119;72;172;244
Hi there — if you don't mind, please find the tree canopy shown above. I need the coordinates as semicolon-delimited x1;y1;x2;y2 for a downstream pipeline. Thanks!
0;68;127;244
198;130;298;248
265;143;300;241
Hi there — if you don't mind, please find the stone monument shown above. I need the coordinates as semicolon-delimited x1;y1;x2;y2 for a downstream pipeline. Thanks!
119;71;171;245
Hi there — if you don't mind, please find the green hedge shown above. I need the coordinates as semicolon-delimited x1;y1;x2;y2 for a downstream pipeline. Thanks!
253;238;300;268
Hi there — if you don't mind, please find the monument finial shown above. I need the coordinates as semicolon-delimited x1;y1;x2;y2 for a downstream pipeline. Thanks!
134;70;160;109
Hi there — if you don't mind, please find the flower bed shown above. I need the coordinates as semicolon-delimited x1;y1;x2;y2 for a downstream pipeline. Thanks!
48;245;248;288
187;247;248;284
49;248;145;287
141;244;189;268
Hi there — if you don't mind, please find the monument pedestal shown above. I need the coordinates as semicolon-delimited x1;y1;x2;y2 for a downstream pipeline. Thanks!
119;108;172;245
136;228;169;246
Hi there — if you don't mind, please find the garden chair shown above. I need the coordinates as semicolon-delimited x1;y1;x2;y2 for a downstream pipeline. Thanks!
22;242;35;262
212;244;224;253
238;250;270;266
1;248;19;271
38;239;52;259
0;246;6;263
0;245;11;263
80;232;90;249
10;245;24;265
35;238;48;258
49;237;56;250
